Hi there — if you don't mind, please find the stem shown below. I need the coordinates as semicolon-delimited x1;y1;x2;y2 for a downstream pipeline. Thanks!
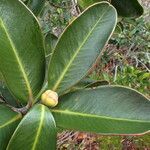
12;106;27;115
35;82;48;102
0;95;6;103
114;65;118;82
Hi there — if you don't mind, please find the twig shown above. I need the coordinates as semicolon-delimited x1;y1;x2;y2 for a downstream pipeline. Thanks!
126;43;135;57
114;65;119;82
58;131;77;146
133;56;150;72
0;95;6;103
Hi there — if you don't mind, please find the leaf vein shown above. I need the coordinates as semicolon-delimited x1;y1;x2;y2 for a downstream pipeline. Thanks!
52;109;150;123
32;105;45;150
0;114;21;129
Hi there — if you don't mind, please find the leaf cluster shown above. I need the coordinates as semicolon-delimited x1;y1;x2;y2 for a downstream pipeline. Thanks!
0;0;149;149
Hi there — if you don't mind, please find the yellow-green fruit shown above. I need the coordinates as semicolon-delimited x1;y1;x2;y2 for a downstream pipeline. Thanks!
41;90;58;107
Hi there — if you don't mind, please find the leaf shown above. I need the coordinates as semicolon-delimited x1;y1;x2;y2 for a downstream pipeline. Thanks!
77;0;143;18
86;80;109;88
0;105;21;150
0;0;45;104
52;86;150;135
48;2;117;95
73;78;109;89
45;33;58;66
0;72;3;81
78;0;104;9
111;0;144;18
114;24;123;34
45;33;58;57
0;83;19;107
7;104;57;150
27;0;46;16
44;33;58;85
21;0;29;5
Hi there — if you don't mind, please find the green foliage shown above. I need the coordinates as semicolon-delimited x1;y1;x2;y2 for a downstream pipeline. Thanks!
0;0;45;104
26;0;46;16
48;2;117;95
0;82;19;107
113;17;150;52
113;66;149;95
52;86;150;134
7;104;56;150
92;16;150;97
87;11;150;148
77;0;144;17
73;78;109;89
0;0;149;149
91;66;149;97
0;105;21;150
111;0;144;17
45;33;58;56
98;135;150;149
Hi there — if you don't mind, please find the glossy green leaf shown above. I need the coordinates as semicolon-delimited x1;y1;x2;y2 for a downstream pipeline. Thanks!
73;78;109;89
78;0;103;9
27;0;46;16
78;0;143;17
52;86;150;135
0;105;21;150
111;0;143;18
45;33;58;56
0;72;3;81
48;2;117;95
0;83;19;107
0;0;45;104
45;33;58;67
7;104;57;150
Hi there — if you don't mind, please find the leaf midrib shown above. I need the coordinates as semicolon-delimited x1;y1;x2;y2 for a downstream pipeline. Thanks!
32;105;45;150
0;18;33;102
0;114;21;129
52;109;150;123
52;5;109;91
